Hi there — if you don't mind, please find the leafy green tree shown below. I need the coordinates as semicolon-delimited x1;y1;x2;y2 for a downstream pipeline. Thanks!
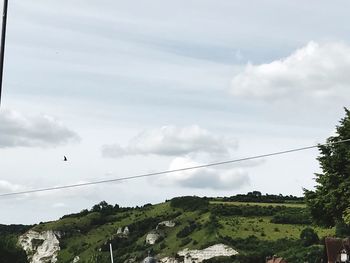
304;108;350;226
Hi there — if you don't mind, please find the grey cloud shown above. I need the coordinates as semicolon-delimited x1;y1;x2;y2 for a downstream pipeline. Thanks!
0;109;80;148
102;125;236;158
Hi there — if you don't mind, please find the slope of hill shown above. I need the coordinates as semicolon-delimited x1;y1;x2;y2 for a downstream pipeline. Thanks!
1;195;337;263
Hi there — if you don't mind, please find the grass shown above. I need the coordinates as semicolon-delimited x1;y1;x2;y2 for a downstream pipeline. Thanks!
218;216;335;240
31;200;335;263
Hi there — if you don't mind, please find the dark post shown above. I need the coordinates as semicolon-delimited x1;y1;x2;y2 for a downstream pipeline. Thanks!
0;0;9;107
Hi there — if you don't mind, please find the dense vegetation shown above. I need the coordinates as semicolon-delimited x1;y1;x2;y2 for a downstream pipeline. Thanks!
220;191;304;204
0;224;31;263
170;196;209;211
305;108;350;226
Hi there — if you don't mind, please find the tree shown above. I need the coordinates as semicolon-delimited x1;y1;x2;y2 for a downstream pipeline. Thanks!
91;201;114;215
304;108;350;226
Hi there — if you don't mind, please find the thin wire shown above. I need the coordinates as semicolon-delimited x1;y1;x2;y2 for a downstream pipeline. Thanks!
1;138;349;198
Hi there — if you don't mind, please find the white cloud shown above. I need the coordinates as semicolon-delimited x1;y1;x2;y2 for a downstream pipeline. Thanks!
0;109;80;148
231;41;350;101
0;180;25;193
102;125;236;158
52;202;67;208
154;157;250;190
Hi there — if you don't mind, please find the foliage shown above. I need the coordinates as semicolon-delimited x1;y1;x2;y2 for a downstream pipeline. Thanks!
0;235;28;263
0;224;32;235
221;235;324;263
202;256;238;263
335;220;350;237
177;221;200;238
212;203;311;224
300;227;319;247
279;245;324;263
170;196;209;211
305;108;350;226
271;208;312;224
91;201;116;215
212;204;283;217
221;191;304;204
221;235;286;263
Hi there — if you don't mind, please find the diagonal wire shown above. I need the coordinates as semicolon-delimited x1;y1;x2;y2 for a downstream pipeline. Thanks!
1;138;350;198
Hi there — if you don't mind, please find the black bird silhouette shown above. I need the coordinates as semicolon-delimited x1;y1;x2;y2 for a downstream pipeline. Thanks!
63;156;67;161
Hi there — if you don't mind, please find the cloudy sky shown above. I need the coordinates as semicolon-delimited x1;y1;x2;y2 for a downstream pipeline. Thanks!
0;0;350;224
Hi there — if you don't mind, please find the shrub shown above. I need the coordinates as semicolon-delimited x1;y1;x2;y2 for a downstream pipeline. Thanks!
177;222;199;238
180;237;192;246
0;235;29;263
271;208;312;224
170;196;209;211
335;221;350;237
300;227;319;246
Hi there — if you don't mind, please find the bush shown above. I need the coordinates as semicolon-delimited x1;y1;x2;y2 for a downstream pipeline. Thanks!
0;235;28;263
271;208;312;224
300;227;319;246
222;191;304;204
170;196;209;211
177;222;199;238
335;221;350;237
180;237;192;246
203;256;238;263
211;204;286;217
159;242;166;249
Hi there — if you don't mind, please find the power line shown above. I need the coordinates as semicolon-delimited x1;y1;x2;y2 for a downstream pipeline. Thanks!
1;138;350;198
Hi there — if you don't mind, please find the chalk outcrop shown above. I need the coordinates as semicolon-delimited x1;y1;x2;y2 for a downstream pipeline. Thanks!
156;221;176;229
123;226;130;236
178;244;238;263
146;230;161;245
117;226;130;238
19;230;61;263
159;257;179;263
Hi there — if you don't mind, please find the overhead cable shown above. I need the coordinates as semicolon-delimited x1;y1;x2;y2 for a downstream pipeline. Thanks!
1;138;350;198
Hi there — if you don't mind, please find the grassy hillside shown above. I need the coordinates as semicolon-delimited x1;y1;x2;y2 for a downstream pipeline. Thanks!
25;196;335;263
0;194;338;263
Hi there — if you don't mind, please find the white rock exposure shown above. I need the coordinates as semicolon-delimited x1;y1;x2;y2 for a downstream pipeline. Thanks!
159;257;179;263
72;256;80;263
123;226;130;236
156;221;176;229
146;231;161;245
178;244;238;263
19;230;61;263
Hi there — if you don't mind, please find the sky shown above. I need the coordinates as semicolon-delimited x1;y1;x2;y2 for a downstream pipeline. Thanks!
0;0;350;224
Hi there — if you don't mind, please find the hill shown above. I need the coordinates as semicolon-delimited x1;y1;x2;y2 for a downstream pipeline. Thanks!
1;194;337;263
